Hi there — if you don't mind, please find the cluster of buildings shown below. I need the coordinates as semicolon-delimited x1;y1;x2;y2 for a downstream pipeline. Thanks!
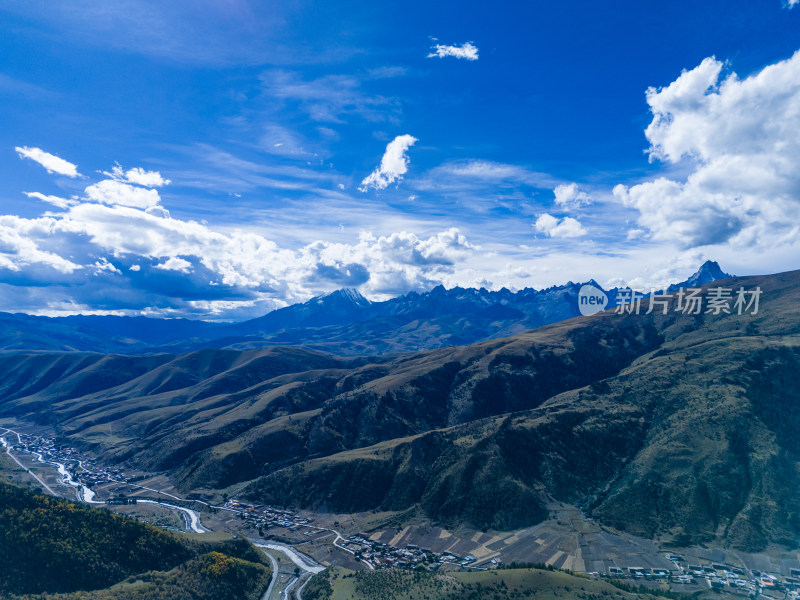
10;432;800;593
225;499;314;531
9;432;129;486
342;535;478;570
600;557;800;596
224;497;481;572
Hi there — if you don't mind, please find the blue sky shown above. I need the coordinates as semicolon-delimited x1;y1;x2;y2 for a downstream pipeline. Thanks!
1;0;800;319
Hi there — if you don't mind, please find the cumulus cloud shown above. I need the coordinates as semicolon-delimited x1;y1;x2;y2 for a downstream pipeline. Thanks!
85;180;162;209
615;50;800;248
104;164;171;187
553;183;592;210
145;205;171;219
93;258;121;274
15;146;81;177
359;134;418;191
0;216;81;274
534;213;587;238
1;155;479;318
155;256;193;273
427;41;479;61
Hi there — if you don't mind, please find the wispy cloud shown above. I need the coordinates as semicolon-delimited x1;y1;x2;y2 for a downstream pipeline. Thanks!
412;160;561;193
0;1;358;67
359;135;418;192
0;74;53;99
168;144;344;195
260;70;400;123
427;41;479;61
24;192;76;209
15;146;81;177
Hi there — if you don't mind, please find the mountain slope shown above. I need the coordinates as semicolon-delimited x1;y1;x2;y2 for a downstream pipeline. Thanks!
1;268;795;551
243;269;798;549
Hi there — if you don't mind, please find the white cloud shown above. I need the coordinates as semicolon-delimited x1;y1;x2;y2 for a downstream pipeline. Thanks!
787;0;799;8
93;258;121;274
441;160;522;179
260;70;400;123
154;257;193;273
553;183;592;210
145;206;171;219
534;213;587;238
15;146;81;177
427;42;479;61
0;174;479;316
85;179;162;209
410;160;561;206
359;134;418;191
615;50;800;248
0;216;81;274
24;192;77;209
103;164;171;187
126;167;170;187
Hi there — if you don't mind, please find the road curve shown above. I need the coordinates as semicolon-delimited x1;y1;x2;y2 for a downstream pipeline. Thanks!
138;499;208;533
253;541;325;575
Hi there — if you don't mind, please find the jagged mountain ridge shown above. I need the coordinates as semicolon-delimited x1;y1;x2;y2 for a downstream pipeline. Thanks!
0;261;730;356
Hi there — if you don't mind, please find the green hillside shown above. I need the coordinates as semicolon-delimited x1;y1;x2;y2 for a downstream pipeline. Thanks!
0;481;270;599
303;566;684;600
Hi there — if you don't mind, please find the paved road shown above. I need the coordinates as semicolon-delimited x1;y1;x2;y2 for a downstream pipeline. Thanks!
260;549;280;600
322;526;375;570
295;572;313;600
254;541;325;574
138;499;208;533
255;544;320;600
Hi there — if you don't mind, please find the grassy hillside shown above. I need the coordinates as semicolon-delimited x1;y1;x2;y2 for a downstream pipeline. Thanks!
1;269;799;549
0;481;270;599
302;566;683;600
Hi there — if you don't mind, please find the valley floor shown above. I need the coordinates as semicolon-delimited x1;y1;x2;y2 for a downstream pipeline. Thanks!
2;420;799;600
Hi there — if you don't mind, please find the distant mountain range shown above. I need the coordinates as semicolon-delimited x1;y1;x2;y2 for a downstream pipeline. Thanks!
0;260;732;355
0;265;796;552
